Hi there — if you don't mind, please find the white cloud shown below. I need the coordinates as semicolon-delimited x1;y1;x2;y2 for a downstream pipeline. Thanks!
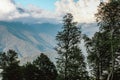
0;0;16;14
0;0;109;23
25;5;60;23
0;0;30;21
55;0;101;23
0;0;59;23
0;0;16;20
0;0;102;38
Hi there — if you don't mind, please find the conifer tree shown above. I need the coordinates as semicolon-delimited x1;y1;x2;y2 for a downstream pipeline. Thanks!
22;62;41;80
96;0;120;80
56;13;88;80
84;32;111;80
33;53;58;80
0;50;22;80
84;0;120;80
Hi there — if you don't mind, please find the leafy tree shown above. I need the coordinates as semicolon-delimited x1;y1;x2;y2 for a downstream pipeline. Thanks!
0;50;22;80
56;13;88;80
33;53;58;80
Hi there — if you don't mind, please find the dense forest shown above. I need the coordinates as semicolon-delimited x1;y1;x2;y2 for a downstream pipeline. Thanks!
0;0;120;80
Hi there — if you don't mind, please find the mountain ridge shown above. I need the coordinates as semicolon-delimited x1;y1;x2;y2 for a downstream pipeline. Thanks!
0;21;61;63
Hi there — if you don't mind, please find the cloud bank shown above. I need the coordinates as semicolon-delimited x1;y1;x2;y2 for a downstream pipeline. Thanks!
0;0;59;23
0;0;109;24
0;0;29;21
55;0;100;23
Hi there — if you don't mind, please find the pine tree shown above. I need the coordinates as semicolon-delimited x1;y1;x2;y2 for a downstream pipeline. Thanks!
84;0;120;80
84;32;111;80
33;53;58;80
0;50;22;80
96;0;120;80
56;13;88;80
22;62;42;80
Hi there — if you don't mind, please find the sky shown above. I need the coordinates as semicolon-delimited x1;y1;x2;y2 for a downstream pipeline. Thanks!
0;0;109;69
0;0;110;25
14;0;57;11
14;0;79;11
0;0;110;37
0;0;109;24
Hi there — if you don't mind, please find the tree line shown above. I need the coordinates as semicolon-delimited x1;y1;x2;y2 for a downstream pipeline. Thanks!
0;0;120;80
0;50;58;80
56;0;120;80
83;0;120;80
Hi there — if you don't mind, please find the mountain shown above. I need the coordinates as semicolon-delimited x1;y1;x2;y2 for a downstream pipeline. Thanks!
0;21;98;64
0;21;61;63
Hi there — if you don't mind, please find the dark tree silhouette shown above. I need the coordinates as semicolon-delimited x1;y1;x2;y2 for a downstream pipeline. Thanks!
84;0;120;80
0;50;22;80
33;53;58;80
56;13;88;80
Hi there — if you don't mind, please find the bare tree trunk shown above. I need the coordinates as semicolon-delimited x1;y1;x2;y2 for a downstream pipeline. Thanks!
107;28;114;80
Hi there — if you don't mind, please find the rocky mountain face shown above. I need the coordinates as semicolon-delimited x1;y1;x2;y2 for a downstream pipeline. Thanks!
0;21;61;63
0;21;98;63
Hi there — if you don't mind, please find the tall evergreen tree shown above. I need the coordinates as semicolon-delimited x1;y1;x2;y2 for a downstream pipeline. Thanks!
96;0;120;80
56;13;88;80
84;32;111;80
84;0;120;80
0;50;22;80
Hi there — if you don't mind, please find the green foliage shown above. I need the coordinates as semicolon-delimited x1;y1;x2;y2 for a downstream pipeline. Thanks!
0;51;57;80
84;32;111;80
84;0;120;80
56;13;88;80
96;1;120;80
22;62;41;80
56;75;64;80
0;50;22;80
22;53;58;80
32;53;58;80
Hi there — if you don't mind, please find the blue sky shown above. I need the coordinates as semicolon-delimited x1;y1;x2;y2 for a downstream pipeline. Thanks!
0;0;102;24
14;0;79;11
14;0;57;11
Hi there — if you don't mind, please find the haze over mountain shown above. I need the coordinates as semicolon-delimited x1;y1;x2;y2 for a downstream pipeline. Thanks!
0;21;98;63
0;0;101;63
0;21;62;63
